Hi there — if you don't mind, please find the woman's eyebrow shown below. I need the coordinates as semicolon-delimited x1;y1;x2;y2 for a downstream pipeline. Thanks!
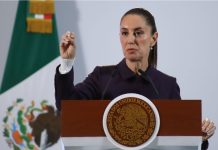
134;27;144;31
120;27;143;31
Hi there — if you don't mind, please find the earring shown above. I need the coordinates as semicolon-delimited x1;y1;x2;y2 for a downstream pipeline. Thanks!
150;46;153;50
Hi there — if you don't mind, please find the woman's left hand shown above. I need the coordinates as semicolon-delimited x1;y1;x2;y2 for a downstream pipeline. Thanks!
202;118;216;141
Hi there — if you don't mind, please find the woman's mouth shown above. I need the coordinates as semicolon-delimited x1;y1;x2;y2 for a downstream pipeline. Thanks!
126;48;137;53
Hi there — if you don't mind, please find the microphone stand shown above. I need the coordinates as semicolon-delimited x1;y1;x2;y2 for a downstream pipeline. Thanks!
138;69;160;98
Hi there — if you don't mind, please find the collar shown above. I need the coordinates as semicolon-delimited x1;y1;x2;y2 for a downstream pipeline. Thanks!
117;58;153;80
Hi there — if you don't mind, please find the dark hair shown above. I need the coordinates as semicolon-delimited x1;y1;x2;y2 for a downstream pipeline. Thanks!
121;8;158;68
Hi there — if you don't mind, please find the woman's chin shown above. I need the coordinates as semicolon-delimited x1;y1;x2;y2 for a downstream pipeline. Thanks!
125;56;141;62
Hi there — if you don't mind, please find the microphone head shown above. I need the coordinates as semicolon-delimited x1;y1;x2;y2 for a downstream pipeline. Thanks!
138;69;144;74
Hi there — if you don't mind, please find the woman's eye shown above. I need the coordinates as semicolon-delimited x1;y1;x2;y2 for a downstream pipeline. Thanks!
121;32;128;36
134;31;144;37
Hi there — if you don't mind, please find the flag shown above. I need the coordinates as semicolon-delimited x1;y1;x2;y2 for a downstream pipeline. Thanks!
0;1;62;150
0;0;59;93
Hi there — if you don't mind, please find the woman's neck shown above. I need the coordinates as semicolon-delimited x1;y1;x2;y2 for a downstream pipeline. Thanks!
126;59;148;74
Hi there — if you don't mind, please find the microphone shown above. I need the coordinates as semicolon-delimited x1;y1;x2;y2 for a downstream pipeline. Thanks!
138;69;160;98
101;68;117;100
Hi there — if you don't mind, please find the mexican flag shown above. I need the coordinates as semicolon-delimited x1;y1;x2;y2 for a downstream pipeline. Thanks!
0;1;62;150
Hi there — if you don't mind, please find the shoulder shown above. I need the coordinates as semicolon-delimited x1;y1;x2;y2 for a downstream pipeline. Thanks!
95;65;116;73
150;67;181;99
90;65;117;78
149;67;177;83
92;65;116;74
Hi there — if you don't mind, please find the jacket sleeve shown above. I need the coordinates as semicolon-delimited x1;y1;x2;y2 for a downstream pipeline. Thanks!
55;65;101;110
201;140;209;150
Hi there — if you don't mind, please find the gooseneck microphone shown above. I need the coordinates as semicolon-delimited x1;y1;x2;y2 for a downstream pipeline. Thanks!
101;68;117;100
138;69;160;98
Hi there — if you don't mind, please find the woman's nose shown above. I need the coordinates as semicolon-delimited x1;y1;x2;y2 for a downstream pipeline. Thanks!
127;33;136;44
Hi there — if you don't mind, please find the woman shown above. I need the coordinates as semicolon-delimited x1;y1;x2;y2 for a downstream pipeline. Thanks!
55;8;215;149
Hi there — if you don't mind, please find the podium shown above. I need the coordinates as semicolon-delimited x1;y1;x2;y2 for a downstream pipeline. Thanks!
61;100;202;150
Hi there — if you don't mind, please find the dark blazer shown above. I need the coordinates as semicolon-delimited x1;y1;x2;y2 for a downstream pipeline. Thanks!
54;58;208;149
55;59;181;110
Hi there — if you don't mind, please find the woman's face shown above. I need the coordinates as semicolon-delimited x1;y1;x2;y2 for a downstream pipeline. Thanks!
120;14;157;63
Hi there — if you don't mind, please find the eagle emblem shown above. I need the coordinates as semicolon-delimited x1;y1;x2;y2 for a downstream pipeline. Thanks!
2;99;60;150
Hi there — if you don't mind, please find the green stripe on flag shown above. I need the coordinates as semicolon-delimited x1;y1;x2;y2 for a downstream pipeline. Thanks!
0;1;59;94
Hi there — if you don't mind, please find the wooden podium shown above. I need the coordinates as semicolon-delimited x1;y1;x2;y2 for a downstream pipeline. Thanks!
61;100;202;150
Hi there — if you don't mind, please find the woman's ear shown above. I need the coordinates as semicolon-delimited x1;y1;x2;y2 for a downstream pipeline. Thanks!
150;32;158;47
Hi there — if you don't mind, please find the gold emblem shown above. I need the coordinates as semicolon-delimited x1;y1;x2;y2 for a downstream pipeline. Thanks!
107;97;156;147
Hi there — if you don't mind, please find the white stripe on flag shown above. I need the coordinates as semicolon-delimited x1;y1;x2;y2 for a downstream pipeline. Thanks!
35;14;44;19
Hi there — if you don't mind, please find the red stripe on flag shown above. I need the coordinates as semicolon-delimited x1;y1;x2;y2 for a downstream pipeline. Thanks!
44;14;52;19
